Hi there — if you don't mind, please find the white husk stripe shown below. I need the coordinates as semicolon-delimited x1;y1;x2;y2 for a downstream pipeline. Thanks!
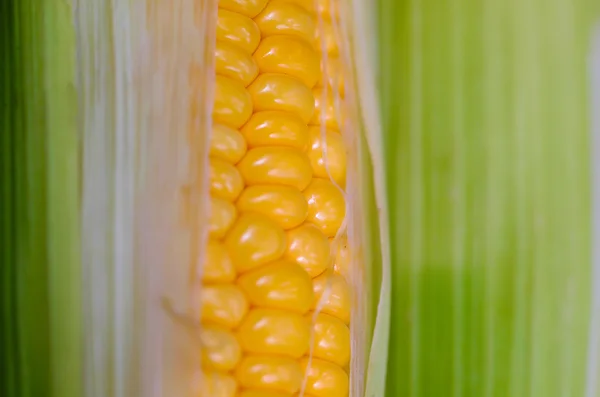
348;0;392;394
78;0;215;396
336;0;391;396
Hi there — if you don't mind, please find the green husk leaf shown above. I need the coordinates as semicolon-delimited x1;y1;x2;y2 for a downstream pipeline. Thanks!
1;0;80;396
44;0;81;395
380;0;600;396
1;0;23;394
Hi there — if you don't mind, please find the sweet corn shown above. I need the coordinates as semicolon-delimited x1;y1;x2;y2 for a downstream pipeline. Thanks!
254;2;316;42
236;308;310;358
241;111;309;150
200;1;352;396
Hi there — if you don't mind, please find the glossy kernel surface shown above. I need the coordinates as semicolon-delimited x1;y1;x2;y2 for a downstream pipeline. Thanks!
254;1;316;42
215;41;259;87
200;325;242;371
312;270;351;324
237;147;313;191
300;357;349;397
306;126;347;186
202;239;236;284
280;0;339;19
241;111;309;150
210;158;244;201
218;0;268;18
284;223;330;277
303;178;346;237
317;56;344;96
213;75;253;130
236;185;308;230
237;260;314;313
253;35;320;88
201;284;249;328
248;73;315;124
210;124;248;164
217;9;261;54
235;356;303;394
307;312;351;367
309;86;342;130
314;20;339;56
236;308;310;358
209;197;238;239
224;212;287;273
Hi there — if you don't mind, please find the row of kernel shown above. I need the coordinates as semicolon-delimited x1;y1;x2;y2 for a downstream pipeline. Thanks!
298;0;353;396
227;1;319;396
250;1;352;397
202;3;264;397
203;1;343;396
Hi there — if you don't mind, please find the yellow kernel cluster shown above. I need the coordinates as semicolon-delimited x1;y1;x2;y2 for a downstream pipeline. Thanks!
199;1;352;396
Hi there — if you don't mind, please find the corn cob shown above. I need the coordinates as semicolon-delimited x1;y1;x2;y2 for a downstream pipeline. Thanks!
200;1;352;396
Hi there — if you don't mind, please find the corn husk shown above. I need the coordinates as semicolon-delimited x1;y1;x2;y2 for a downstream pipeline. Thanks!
379;0;600;396
1;0;81;396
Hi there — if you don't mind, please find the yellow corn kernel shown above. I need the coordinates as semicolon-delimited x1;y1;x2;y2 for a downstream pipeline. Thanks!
316;0;340;19
210;158;244;201
200;325;242;371
284;223;330;277
317;56;344;96
204;2;351;397
307;312;351;367
279;0;339;19
236;185;308;230
306;126;347;186
309;86;342;130
235;356;303;394
218;0;268;18
247;73;315;124
237;308;310;358
300;357;349;397
312;269;351;324
331;236;349;275
314;20;339;56
217;9;261;54
238;390;291;397
241;111;309;150
209;197;237;239
254;1;316;43
224;212;287;273
215;41;259;87
201;284;249;328
195;371;238;397
213;75;254;130
253;35;320;88
202;239;236;284
237;147;313;191
210;124;248;164
303;178;346;237
237;260;314;313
